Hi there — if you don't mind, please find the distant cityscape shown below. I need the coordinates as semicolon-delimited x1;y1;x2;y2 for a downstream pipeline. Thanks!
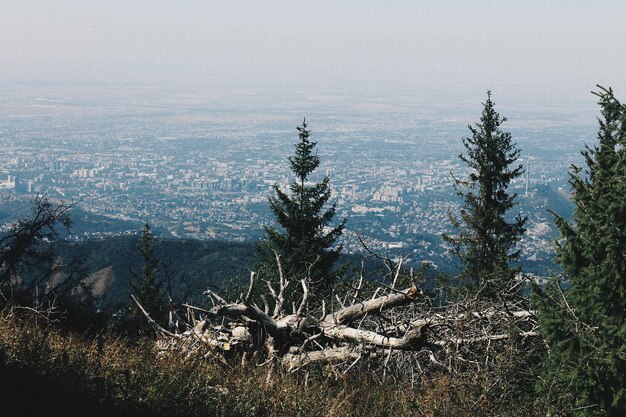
0;83;598;273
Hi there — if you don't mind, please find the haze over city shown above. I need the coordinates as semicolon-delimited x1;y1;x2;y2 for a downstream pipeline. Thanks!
2;1;625;100
2;1;625;273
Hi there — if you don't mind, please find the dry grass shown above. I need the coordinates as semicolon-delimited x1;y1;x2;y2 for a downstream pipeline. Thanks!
0;309;546;417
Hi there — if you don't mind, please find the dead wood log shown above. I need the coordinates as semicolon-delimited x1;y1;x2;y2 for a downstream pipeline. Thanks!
208;303;287;338
136;252;541;376
433;331;540;347
321;324;427;349
282;346;362;370
190;320;232;350
323;285;422;325
400;309;535;332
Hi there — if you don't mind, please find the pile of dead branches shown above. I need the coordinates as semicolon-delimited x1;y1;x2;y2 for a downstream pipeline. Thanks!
134;252;540;376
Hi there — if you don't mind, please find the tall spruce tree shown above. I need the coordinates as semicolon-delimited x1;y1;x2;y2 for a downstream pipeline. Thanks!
535;87;626;415
130;222;166;323
257;119;345;306
444;91;527;298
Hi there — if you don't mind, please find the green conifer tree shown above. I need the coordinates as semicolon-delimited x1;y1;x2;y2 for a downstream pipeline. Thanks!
130;222;166;323
444;92;527;298
257;119;345;307
535;86;626;415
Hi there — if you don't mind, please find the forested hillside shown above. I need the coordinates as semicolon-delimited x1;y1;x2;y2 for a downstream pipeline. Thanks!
50;236;255;308
44;235;384;312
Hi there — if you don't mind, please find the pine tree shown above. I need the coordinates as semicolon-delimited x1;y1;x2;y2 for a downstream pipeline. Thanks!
257;119;345;306
130;222;165;323
535;86;626;415
443;91;527;298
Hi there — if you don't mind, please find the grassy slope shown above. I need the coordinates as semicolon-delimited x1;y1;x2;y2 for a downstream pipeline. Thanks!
0;309;544;417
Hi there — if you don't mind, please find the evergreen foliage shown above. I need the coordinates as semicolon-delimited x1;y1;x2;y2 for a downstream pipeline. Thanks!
257;119;345;305
130;223;166;324
535;86;626;416
444;92;527;298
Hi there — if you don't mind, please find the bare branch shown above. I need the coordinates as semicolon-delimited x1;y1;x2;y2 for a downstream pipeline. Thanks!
182;303;213;315
296;279;308;317
244;271;256;303
208;302;286;338
350;258;366;305
325;286;422;325
204;289;227;305
272;249;287;317
323;324;427;350
391;256;404;289
433;331;540;347
282;346;361;370
131;294;179;338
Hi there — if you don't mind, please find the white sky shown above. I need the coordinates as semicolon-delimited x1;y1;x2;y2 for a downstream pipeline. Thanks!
1;1;625;98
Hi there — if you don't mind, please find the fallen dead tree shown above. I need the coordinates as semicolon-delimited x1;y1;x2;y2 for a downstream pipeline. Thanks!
133;255;540;375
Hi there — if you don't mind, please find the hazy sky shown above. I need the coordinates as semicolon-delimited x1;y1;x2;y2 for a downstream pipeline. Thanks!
2;1;625;98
